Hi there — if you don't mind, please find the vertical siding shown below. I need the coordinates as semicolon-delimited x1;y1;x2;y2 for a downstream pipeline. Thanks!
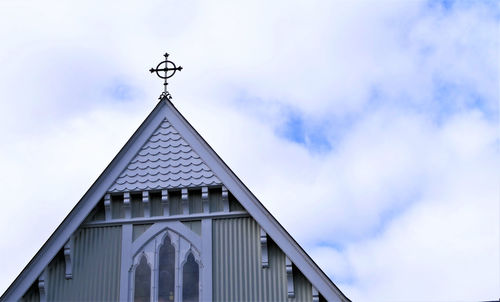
213;217;291;302
291;266;313;302
228;194;245;212
21;282;39;302
169;191;182;215
131;194;144;218
46;226;122;302
182;220;201;235
133;224;153;241
150;192;162;216
91;201;105;221
189;190;203;214
111;195;124;219
89;187;244;220
209;188;223;212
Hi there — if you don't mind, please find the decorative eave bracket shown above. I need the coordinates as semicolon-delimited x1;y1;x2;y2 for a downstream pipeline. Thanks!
162;189;169;216
181;188;189;215
142;191;150;217
260;228;269;268
312;286;320;302
104;194;112;221
123;192;131;219
201;187;209;213
286;256;295;298
38;270;47;302
221;186;229;212
64;237;74;279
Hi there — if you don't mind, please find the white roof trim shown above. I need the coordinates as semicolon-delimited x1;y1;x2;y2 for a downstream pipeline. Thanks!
1;99;350;302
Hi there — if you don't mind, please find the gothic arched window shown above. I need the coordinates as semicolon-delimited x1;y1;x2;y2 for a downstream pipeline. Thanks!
130;225;202;302
134;254;151;302
158;236;176;302
182;252;199;302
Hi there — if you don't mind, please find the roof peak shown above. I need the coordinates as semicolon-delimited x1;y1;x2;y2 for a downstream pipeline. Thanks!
108;118;221;192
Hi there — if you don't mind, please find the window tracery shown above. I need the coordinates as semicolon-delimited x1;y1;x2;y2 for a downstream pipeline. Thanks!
130;225;202;302
134;254;151;302
181;252;199;302
158;236;175;302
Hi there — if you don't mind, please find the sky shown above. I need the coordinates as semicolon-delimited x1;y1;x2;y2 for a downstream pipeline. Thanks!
0;0;498;301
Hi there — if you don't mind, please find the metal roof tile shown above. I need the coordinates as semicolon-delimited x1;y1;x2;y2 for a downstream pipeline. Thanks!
108;118;221;192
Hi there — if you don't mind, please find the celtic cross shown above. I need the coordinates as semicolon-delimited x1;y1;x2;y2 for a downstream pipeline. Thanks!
150;52;183;100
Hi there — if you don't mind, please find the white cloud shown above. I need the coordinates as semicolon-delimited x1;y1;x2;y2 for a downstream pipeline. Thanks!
0;0;498;300
308;110;499;301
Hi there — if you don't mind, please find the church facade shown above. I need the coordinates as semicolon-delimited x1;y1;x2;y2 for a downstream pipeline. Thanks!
1;98;349;302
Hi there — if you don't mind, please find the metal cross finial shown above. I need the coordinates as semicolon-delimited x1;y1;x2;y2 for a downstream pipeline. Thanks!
149;52;183;100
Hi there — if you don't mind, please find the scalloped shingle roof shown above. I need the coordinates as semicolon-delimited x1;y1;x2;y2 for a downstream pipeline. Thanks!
108;118;221;192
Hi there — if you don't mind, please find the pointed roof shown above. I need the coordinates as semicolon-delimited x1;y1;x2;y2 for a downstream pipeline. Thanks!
109;118;220;192
1;98;350;302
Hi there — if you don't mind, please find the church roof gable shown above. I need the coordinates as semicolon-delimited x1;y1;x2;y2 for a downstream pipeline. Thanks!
109;118;221;192
1;98;349;302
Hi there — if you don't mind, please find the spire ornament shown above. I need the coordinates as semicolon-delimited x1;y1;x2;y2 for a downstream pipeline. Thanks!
149;52;183;100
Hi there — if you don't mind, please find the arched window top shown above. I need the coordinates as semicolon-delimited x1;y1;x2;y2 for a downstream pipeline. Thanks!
131;222;201;259
134;254;151;302
159;235;176;302
182;252;199;302
130;222;203;302
162;234;172;244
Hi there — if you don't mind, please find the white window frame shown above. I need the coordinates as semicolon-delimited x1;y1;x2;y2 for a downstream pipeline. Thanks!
130;252;154;302
179;249;203;302
128;222;202;302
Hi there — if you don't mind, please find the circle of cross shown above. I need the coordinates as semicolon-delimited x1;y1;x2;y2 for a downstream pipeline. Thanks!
149;52;183;93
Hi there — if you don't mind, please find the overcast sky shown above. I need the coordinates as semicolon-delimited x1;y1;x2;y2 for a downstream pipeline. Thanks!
0;0;498;301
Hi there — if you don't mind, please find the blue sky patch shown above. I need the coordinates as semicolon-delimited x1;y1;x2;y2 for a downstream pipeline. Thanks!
278;110;333;154
431;76;498;123
105;80;136;101
426;0;500;17
231;92;341;154
428;0;456;10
